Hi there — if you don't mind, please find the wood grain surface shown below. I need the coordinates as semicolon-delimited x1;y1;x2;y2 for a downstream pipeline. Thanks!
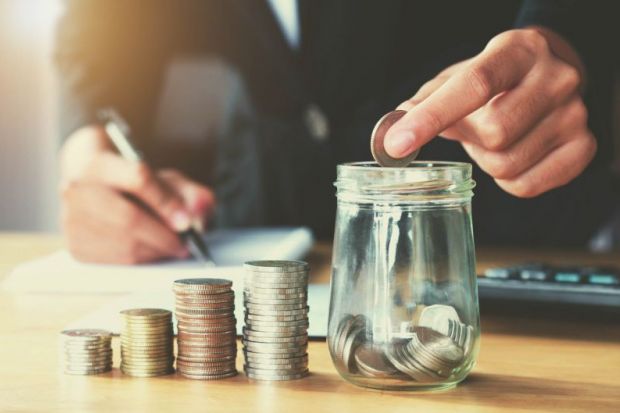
0;232;619;413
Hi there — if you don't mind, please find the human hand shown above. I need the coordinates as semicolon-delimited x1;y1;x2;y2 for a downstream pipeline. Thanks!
385;28;595;197
59;126;215;264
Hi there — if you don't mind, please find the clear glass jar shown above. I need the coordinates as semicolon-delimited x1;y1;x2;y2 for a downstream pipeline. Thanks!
327;161;480;391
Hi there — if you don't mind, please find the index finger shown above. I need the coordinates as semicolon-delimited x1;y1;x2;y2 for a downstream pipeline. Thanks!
384;42;537;158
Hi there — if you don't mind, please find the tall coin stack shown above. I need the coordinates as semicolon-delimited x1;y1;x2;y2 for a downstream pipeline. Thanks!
243;260;310;381
120;308;174;377
173;278;237;380
61;329;113;375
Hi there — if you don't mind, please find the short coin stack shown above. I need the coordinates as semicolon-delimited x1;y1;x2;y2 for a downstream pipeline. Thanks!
120;308;174;377
61;329;113;375
173;278;237;380
243;260;310;381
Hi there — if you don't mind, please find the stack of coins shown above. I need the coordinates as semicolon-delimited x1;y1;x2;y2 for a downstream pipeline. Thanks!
243;260;310;381
331;304;471;383
120;308;174;377
173;278;237;380
61;329;113;375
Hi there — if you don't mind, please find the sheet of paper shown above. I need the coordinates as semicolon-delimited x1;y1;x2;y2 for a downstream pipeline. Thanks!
3;226;329;337
2;227;313;293
65;284;331;338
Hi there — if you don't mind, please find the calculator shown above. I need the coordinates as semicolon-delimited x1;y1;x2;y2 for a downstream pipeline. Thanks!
477;263;620;308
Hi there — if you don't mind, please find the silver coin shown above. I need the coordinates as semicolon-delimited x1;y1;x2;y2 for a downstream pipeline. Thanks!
244;351;307;360
244;312;308;322
340;326;365;373
244;294;306;303
335;315;368;364
242;338;307;349
395;343;441;382
242;348;308;357
64;366;112;376
60;329;113;342
244;306;309;316
354;344;399;378
173;278;233;288
370;110;420;167
243;333;307;344
243;292;308;302
243;286;307;294
415;327;463;366
243;349;308;359
244;260;309;273
418;304;460;337
244;302;307;311
244;282;307;290
242;326;307;337
244;272;307;279
245;369;309;381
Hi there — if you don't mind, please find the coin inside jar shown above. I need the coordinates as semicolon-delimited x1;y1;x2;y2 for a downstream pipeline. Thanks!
370;110;420;167
354;343;399;378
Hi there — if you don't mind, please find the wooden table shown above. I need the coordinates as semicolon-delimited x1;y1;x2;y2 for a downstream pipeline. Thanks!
1;232;619;413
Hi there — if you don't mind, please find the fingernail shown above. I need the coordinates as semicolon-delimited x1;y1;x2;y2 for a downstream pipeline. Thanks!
385;130;415;158
171;211;191;231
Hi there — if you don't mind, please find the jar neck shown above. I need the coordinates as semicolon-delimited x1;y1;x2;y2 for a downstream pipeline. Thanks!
334;162;475;204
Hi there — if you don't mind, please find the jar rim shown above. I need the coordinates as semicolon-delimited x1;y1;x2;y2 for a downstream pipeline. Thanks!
335;161;475;202
338;161;472;171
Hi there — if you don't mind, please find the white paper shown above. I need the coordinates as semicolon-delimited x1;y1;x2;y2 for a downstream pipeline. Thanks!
2;227;314;293
3;226;330;337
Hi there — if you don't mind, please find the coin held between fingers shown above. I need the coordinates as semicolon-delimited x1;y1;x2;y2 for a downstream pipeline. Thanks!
371;110;420;167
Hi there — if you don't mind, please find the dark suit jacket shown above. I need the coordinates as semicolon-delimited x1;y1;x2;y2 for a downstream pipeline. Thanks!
55;0;618;245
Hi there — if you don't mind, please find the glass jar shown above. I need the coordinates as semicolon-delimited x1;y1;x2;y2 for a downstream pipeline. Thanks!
327;161;479;391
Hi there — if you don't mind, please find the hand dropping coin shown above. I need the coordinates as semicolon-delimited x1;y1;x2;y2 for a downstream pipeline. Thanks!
371;110;420;167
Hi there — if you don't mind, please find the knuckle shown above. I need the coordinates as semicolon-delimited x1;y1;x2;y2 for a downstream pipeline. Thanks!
559;65;581;93
397;100;416;112
518;29;548;54
484;155;514;179
565;99;588;127
477;115;511;150
420;106;445;134
466;66;494;101
583;133;597;160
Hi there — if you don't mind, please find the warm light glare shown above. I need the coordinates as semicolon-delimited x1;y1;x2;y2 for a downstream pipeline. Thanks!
9;0;62;35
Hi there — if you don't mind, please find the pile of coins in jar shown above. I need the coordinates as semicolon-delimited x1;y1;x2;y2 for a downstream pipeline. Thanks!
329;305;474;383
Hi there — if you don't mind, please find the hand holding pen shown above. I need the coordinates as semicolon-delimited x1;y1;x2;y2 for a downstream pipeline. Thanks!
58;110;216;265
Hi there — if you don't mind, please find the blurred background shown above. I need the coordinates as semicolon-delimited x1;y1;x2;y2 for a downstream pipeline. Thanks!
1;0;619;249
0;0;62;231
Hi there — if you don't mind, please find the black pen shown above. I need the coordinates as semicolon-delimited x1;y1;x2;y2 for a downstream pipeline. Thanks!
98;108;216;266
